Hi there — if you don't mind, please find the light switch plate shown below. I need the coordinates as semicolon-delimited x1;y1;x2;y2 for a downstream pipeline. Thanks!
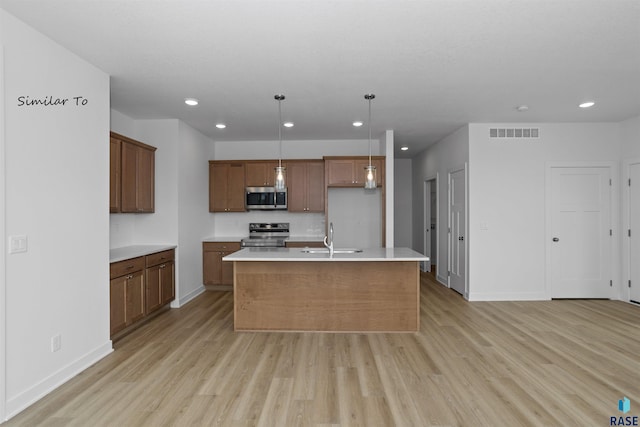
8;235;28;254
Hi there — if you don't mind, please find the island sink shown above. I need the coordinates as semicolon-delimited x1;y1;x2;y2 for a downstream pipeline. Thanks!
300;248;363;254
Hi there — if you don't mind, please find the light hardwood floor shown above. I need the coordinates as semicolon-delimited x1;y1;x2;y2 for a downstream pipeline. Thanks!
5;274;640;426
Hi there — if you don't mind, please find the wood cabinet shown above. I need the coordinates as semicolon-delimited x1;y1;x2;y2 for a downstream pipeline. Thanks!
110;131;156;213
209;161;246;212
325;156;384;187
145;249;175;315
110;248;175;339
203;242;241;286
245;161;280;187
285;241;325;248
110;137;121;213
287;160;325;212
109;256;146;336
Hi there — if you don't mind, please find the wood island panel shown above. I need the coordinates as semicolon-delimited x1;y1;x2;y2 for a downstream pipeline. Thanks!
233;261;419;332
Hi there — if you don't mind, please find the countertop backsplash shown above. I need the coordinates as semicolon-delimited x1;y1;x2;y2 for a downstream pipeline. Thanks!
211;211;325;239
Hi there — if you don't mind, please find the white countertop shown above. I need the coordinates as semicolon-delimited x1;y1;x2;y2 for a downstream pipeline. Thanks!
110;245;177;263
223;247;428;262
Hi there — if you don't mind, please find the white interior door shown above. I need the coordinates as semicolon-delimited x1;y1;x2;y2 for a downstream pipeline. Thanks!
549;166;612;298
422;180;432;272
449;168;466;295
629;162;640;303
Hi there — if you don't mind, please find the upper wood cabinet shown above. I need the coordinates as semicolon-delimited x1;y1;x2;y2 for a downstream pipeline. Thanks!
209;161;246;212
287;160;325;212
325;156;384;187
245;161;280;187
110;132;156;213
110;137;121;213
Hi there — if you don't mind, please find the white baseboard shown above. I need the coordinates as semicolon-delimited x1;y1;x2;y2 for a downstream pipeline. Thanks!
177;284;206;308
6;341;113;421
467;291;548;301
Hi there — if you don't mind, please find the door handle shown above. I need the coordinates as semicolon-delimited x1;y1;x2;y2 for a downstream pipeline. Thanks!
552;237;559;242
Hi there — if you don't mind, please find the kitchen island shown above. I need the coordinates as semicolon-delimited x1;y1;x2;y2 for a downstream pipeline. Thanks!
223;247;428;332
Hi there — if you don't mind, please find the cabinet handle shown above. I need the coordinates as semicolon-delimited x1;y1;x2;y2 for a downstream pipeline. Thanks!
126;274;133;279
160;264;166;268
126;265;134;269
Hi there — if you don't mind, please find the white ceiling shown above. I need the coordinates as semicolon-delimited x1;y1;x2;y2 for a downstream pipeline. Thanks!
1;0;639;158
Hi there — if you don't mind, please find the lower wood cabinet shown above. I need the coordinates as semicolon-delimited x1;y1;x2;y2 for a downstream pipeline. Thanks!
203;242;241;286
285;241;325;248
145;249;175;315
110;248;175;339
109;256;145;337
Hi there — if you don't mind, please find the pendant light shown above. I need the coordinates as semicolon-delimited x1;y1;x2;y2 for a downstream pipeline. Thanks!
274;94;286;190
364;93;377;189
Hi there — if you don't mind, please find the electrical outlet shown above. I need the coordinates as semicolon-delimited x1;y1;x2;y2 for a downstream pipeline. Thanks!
51;335;61;352
8;235;28;254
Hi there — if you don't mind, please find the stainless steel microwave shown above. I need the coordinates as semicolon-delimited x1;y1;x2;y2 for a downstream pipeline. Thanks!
245;187;287;210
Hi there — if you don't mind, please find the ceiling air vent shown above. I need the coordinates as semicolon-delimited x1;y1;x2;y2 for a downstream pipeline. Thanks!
489;128;540;139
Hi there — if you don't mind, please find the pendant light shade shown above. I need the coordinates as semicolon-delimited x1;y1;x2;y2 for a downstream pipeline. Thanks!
274;94;286;190
364;93;377;189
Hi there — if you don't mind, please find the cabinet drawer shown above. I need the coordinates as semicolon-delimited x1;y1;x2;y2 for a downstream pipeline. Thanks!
110;256;145;279
203;242;241;252
146;249;175;267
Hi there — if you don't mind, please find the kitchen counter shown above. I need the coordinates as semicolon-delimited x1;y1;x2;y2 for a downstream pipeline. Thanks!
228;247;427;333
110;244;177;263
284;235;324;243
202;236;244;243
223;247;427;262
203;236;323;244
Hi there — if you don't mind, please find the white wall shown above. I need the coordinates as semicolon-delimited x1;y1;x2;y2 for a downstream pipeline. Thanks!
2;9;111;419
621;115;640;158
412;125;469;284
394;158;412;247
177;122;214;305
328;188;382;248
0;33;7;424
468;122;622;301
213;138;380;160
381;130;394;247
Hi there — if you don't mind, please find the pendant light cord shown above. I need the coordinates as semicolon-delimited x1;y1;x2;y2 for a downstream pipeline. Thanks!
368;95;372;166
278;97;282;168
365;93;375;166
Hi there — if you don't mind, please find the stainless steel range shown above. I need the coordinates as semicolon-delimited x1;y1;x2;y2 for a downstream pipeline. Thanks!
240;222;290;248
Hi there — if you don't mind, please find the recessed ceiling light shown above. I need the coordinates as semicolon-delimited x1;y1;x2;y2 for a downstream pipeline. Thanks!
283;122;294;128
516;105;529;112
215;123;226;129
184;98;199;106
401;146;409;151
579;101;595;108
353;121;364;127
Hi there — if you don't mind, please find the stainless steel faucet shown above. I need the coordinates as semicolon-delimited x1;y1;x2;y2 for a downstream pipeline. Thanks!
324;222;334;257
